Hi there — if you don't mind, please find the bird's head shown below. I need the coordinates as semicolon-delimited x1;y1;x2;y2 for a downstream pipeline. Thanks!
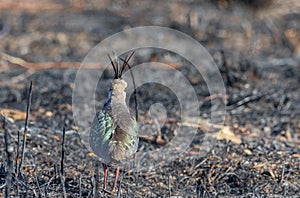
107;51;134;95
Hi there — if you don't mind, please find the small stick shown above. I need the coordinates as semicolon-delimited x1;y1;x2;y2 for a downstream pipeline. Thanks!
60;171;67;198
79;175;82;198
18;81;33;176
3;116;13;198
15;130;20;196
60;127;66;175
15;130;20;175
94;162;100;198
220;50;232;87
58;127;67;198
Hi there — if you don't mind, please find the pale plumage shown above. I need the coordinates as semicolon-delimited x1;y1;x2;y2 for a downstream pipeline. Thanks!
89;53;138;192
89;79;138;165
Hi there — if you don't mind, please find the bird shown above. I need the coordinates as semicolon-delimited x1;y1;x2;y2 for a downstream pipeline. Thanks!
89;52;139;192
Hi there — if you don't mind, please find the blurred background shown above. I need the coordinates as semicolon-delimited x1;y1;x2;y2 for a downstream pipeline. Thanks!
0;0;299;197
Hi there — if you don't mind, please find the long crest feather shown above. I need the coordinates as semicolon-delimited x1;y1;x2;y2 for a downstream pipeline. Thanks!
107;51;135;79
119;51;138;121
120;51;135;76
120;54;128;76
107;53;118;79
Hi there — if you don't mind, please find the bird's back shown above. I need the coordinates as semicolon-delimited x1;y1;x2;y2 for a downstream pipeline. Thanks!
89;79;138;165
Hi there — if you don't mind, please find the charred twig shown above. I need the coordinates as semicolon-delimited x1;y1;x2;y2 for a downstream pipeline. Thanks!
220;50;233;87
93;162;100;198
91;172;97;197
15;130;20;197
61;127;66;175
227;94;264;110
15;130;20;175
60;171;67;198
2;116;13;198
18;81;33;176
59;127;67;198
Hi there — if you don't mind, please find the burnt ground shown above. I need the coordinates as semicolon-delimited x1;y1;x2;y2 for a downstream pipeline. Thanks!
0;0;300;197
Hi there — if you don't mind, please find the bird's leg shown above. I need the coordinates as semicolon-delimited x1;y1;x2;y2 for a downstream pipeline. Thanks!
112;166;119;191
103;164;108;190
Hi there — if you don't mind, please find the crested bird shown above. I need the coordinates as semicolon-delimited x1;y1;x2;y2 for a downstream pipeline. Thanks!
89;52;139;192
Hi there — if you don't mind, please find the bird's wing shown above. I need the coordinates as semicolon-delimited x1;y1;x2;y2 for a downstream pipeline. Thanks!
89;110;116;163
109;125;139;162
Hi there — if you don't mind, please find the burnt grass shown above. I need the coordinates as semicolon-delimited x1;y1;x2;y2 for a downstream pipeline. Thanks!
0;0;300;197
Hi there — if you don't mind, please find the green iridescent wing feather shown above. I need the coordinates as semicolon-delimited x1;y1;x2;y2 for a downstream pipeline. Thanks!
89;108;138;164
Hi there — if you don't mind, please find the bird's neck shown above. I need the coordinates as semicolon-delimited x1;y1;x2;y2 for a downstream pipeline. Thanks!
110;90;129;114
103;90;128;113
104;78;130;119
